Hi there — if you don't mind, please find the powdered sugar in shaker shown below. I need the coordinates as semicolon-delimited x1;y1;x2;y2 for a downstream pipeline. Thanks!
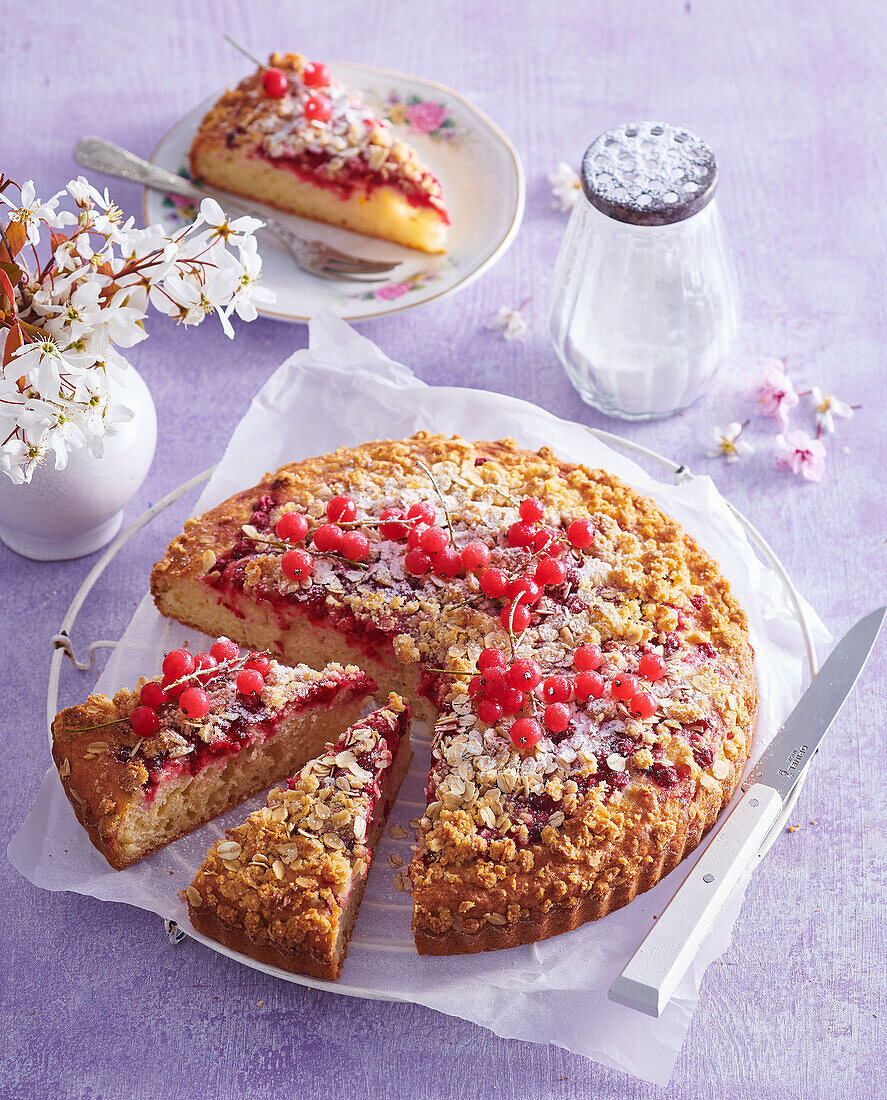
549;122;740;420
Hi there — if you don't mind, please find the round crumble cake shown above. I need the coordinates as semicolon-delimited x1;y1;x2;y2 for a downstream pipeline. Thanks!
151;432;756;955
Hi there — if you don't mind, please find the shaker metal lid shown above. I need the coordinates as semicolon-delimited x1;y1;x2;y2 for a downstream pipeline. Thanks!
581;122;718;226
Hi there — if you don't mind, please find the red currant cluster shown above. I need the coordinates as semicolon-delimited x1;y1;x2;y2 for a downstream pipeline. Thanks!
128;638;270;739
469;642;667;754
262;59;331;122
475;499;595;633
277;495;371;581
397;500;484;579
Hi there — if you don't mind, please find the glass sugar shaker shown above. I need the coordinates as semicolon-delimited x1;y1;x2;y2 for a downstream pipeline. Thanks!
549;122;740;421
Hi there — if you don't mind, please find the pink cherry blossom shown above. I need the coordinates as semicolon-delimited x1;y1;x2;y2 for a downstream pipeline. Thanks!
406;101;448;135
747;358;799;428
374;282;411;301
774;430;827;482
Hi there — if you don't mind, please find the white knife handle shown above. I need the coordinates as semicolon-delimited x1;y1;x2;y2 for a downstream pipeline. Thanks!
608;782;784;1017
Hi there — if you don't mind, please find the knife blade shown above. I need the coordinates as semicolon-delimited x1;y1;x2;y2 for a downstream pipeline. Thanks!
742;605;886;798
608;606;885;1018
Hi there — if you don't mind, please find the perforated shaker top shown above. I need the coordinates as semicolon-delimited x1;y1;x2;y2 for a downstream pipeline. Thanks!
581;122;718;226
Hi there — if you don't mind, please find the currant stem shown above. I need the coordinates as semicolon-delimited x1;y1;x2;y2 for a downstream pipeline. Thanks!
223;34;265;69
415;459;458;549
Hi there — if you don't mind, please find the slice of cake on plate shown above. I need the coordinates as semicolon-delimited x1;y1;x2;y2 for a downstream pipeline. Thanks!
51;637;376;869
189;52;449;253
186;693;411;981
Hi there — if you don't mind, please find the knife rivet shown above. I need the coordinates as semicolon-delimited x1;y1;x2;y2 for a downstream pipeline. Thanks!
749;798;759;807
703;874;714;883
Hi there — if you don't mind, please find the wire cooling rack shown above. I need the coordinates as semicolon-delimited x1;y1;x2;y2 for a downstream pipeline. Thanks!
44;432;819;996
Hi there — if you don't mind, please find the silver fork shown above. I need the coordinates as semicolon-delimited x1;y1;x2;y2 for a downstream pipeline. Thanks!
73;136;399;282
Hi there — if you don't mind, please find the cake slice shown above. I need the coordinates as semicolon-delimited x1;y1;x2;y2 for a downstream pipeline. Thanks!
51;637;376;870
189;52;449;253
186;693;411;981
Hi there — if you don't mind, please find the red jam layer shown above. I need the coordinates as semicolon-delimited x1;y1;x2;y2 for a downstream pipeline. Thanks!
130;671;374;801
253;148;450;220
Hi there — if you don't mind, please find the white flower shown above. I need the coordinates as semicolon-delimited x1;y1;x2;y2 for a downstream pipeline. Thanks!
0;438;32;484
486;304;528;342
811;386;853;434
707;422;754;463
225;236;275;322
197;197;264;243
548;162;582;213
0;180;73;246
11;337;84;402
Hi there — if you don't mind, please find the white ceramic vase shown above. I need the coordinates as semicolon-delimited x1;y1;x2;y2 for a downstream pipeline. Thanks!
0;364;157;561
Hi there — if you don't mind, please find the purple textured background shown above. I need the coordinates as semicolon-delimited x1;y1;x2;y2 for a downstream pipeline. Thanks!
2;2;884;1097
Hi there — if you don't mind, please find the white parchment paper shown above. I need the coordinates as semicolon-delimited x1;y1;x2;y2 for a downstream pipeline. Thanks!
9;310;829;1086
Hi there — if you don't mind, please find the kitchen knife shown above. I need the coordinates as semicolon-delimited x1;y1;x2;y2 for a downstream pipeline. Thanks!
608;606;885;1017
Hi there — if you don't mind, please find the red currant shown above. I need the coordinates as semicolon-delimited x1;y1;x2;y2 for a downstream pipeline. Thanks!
500;688;526;715
460;541;491;571
531;528;552;553
611;673;639;701
404;548;432;576
519;497;545;523
237;668;265;697
162;648;195;681
567;519;595;549
544;702;571;733
282;547;314;580
194;652;218;685
379;507;409;540
406;523;429;550
510;717;541;751
508;575;541;605
508;657;541;690
407;501;436;526
630;691;657;719
638;652;667;681
468;675;485;697
419;525;449;555
304;94;332;122
432;548;461;579
501;601;531;633
507;521;536;548
139;681;167;709
326;495;357;523
479;568;509;598
302;60;330;87
574;644;602;672
262;67;288;98
275;511;308;542
480;669;509;700
534;557;566;587
245;653;272;678
574;670;605;701
342;530;370;562
210;637;239;663
162;676;187;701
130;705;159;737
478;647;506;673
476;699;503;725
180;686;210;720
542;675;572;703
313;523;344;553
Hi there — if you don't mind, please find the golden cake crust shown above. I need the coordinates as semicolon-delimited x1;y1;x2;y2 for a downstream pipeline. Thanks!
151;432;756;954
186;694;412;980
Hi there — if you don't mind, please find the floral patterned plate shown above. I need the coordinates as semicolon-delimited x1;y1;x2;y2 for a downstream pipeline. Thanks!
145;62;524;324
